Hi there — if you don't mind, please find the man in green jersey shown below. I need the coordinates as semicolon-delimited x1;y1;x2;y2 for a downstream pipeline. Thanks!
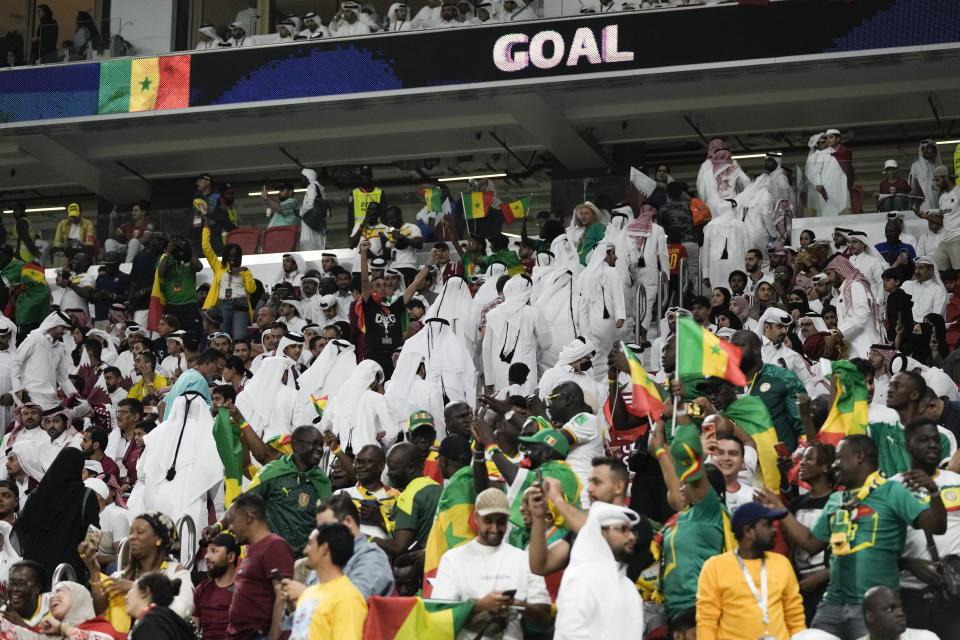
756;434;945;640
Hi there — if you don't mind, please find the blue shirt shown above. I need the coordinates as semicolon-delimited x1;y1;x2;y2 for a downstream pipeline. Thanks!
162;369;212;419
305;535;395;600
874;241;916;265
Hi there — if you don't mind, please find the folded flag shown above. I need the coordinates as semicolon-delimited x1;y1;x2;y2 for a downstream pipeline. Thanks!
461;191;493;220
310;394;328;419
676;317;747;387
420;188;443;213
627;166;657;213
724;396;781;492
212;407;243;508
363;596;474;640
146;265;166;332
818;360;869;446
621;342;664;422
423;466;477;596
499;195;531;224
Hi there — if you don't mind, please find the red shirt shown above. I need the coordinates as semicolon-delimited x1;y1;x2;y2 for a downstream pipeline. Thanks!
880;178;911;195
120;220;155;242
226;534;294;640
194;579;235;640
667;244;688;276
97;455;121;480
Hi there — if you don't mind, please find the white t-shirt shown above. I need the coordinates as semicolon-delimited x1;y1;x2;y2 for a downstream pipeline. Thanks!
724;482;755;515
939;184;960;241
855;630;939;640
101;502;132;545
430;539;550;640
58;270;96;310
389;222;422;269
561;413;605;504
892;468;960;591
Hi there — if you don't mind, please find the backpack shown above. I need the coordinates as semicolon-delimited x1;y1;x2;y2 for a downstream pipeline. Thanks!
690;197;711;226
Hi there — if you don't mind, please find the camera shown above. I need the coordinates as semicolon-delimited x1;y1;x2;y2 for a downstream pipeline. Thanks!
169;236;192;262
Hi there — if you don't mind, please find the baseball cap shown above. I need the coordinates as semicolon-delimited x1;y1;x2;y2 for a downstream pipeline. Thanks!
475;488;511;517
407;411;435;432
731;501;788;536
518;428;569;457
882;159;897;170
67;203;80;217
83;477;109;500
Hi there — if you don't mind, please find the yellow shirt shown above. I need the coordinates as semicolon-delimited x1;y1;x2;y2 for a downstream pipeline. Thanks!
127;373;169;401
696;550;806;640
289;575;367;640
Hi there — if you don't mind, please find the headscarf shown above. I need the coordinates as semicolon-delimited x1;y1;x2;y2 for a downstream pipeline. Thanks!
393;318;477;413
237;356;298;436
136;510;180;554
624;203;655;254
557;338;596;366
825;254;873;314
472;263;508;311
6;402;41;447
321;360;391;451
277;254;306;285
730;295;750;324
909;139;942;209
535;268;579;369
54;581;99;626
14;448;92;579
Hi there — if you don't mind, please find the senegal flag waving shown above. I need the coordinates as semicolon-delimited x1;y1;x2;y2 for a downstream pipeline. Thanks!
212;407;243;508
818;360;869;445
423;466;478;596
724;396;781;492
677;317;747;386
621;342;664;422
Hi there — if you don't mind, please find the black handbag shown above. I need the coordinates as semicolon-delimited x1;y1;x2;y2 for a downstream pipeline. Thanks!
925;529;960;603
301;196;330;232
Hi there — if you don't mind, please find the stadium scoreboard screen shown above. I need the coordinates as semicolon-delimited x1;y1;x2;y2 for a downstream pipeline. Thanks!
0;0;957;126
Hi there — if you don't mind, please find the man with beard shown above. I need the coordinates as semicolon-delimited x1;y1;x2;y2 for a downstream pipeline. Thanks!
82;426;119;479
696;502;805;639
431;488;551;640
731;330;810;451
892;419;960;638
744;249;765;296
754;308;822;396
193;532;239;640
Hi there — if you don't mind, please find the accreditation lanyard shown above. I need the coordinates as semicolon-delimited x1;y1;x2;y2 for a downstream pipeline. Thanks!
735;550;770;632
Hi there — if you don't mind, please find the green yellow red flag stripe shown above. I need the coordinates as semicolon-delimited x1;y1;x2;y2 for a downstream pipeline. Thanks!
99;55;190;114
420;188;443;213
620;342;664;422
422;465;477;595
818;360;869;445
499;195;531;224
724;396;781;492
676;317;747;386
362;596;473;640
461;191;493;219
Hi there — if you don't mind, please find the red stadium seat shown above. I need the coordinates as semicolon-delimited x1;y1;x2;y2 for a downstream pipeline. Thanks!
226;228;261;254
261;225;298;254
850;185;864;214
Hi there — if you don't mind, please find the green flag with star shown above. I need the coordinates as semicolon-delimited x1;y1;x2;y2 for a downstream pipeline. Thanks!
423;465;478;595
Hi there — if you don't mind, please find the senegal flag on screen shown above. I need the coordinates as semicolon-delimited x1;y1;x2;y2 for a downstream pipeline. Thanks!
98;55;191;114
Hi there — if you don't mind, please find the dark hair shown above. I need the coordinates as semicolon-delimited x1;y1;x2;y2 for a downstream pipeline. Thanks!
314;523;355;568
137;350;156;367
728;270;747;283
540;219;565;244
329;265;350;278
591;456;629;486
212;384;237;402
309;335;324;352
849;357;873;380
705;463;725;503
137;573;181;607
133;200;151;212
231;492;267;522
746;249;763;260
118;398;144;417
666;181;686;200
669;607;697;635
160;314;180;330
691;295;710;309
821;304;837;316
315;492;360;525
904;417;940;442
881;267;905;283
223;356;249;378
715;310;743;330
11;560;48;592
406;299;425;312
842;434;879;468
900;370;928;397
805;440;836;470
716;433;744;454
102;366;122;378
135;420;156;434
508;362;530;385
197;348;227;365
82;338;103;359
84;426;108;452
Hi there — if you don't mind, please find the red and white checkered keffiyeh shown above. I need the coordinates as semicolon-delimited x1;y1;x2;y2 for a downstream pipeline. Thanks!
826;254;883;335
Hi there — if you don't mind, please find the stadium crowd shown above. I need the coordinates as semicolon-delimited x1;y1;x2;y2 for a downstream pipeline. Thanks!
0;131;958;640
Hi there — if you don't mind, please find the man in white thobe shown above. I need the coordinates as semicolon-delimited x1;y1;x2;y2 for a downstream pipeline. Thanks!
754;307;822;394
483;276;542;396
412;0;441;28
909;139;942;210
0;322;16;434
576;242;626;379
555;503;644;640
901;256;947;320
11;311;76;409
329;2;372;36
846;231;887;300
537;338;605;408
824;254;883;359
617;204;669;338
298;12;329;39
811;128;851;217
234;0;259;35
